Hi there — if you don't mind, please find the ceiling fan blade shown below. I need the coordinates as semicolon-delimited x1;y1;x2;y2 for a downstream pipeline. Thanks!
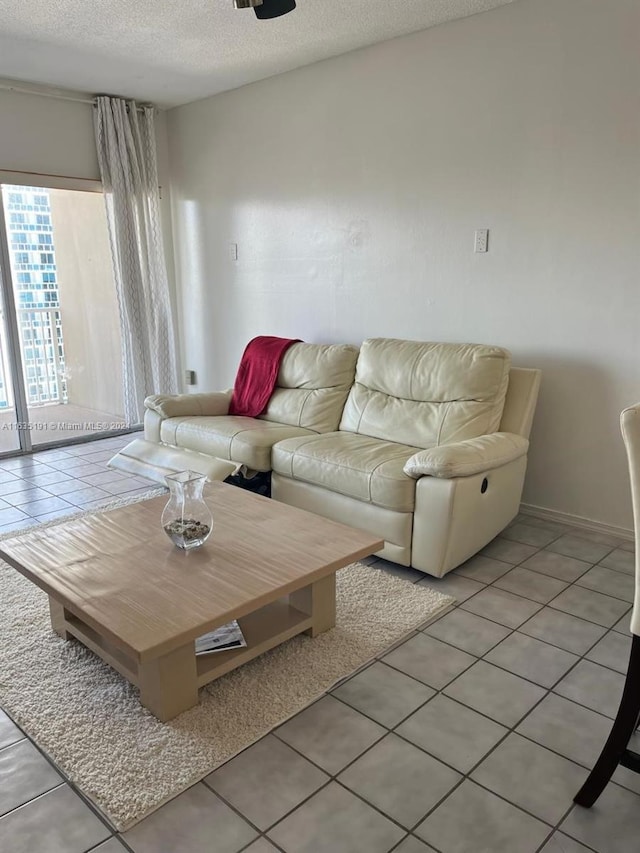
254;0;296;19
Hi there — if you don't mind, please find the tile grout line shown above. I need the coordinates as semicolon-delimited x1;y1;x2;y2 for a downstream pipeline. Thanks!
197;780;291;853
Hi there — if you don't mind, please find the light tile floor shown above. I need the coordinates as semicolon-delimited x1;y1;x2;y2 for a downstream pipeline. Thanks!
0;439;639;852
0;433;153;534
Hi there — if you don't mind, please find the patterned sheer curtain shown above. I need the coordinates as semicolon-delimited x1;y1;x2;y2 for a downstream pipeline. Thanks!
94;96;179;425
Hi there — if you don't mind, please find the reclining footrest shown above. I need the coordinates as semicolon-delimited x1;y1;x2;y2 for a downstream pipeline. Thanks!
108;438;241;484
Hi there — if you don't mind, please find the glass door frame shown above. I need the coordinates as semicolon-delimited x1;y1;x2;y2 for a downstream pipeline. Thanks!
0;170;136;458
0;192;31;454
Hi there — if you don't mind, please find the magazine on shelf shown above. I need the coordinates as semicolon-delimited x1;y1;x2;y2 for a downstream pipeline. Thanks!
195;620;247;655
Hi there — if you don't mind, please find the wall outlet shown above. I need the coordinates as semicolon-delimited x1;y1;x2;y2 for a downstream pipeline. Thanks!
185;369;196;386
474;229;489;253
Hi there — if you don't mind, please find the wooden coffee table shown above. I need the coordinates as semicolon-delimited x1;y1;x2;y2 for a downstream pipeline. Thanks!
0;483;382;721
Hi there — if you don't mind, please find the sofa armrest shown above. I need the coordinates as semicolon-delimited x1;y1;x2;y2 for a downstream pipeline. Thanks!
144;391;231;419
404;433;529;479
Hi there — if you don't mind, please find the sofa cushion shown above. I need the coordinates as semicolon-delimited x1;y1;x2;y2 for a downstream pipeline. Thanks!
272;432;420;512
160;416;314;471
340;338;511;448
258;342;359;433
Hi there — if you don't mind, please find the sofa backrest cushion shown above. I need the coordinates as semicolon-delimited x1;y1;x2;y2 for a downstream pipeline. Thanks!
259;342;360;433
339;338;512;448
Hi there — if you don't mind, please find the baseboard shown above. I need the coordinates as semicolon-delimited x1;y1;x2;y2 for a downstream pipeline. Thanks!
519;502;634;542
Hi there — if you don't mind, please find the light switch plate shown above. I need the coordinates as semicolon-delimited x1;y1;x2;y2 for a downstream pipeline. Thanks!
474;229;489;253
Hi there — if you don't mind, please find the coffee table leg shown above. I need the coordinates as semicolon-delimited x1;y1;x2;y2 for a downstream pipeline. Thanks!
138;644;199;722
49;598;70;640
290;573;336;638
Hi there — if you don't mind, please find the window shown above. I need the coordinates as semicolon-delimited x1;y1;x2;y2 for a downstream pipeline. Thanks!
12;233;27;245
38;234;52;246
17;273;31;284
8;192;23;205
10;213;25;224
42;273;56;284
33;195;48;206
40;253;54;264
36;214;50;227
15;253;29;264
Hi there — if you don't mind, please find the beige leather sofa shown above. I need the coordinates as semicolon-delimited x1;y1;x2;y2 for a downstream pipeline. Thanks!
112;338;540;577
112;342;359;482
272;338;540;577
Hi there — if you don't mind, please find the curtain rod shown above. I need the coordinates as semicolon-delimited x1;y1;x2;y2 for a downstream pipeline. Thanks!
0;81;151;111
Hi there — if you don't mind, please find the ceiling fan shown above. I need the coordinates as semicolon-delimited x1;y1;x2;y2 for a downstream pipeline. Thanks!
234;0;296;19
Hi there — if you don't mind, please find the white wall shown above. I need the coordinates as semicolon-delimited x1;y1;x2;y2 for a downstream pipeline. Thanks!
166;0;640;531
154;109;181;365
0;88;100;179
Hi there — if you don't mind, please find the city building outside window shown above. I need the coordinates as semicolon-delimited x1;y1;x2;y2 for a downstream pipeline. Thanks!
1;187;67;409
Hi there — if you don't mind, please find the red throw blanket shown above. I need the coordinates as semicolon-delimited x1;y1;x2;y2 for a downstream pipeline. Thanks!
228;336;301;417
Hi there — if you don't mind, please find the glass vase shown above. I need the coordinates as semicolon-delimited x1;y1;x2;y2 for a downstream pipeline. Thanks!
161;471;213;550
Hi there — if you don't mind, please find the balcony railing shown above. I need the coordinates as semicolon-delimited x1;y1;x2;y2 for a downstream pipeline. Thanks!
0;306;67;409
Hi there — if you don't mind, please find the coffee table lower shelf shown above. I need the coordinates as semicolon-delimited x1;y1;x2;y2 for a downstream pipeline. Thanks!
196;600;313;685
48;572;336;721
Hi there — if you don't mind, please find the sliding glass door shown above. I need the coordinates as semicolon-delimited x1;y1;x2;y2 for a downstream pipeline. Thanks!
0;260;22;453
0;181;128;455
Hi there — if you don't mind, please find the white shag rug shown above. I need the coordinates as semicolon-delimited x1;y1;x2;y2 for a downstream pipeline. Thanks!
0;492;454;830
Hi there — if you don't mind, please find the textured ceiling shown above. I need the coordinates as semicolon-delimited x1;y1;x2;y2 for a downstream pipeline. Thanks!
0;0;516;108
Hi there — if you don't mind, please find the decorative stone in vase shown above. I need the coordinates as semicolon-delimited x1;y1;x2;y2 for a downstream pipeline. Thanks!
162;471;213;550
